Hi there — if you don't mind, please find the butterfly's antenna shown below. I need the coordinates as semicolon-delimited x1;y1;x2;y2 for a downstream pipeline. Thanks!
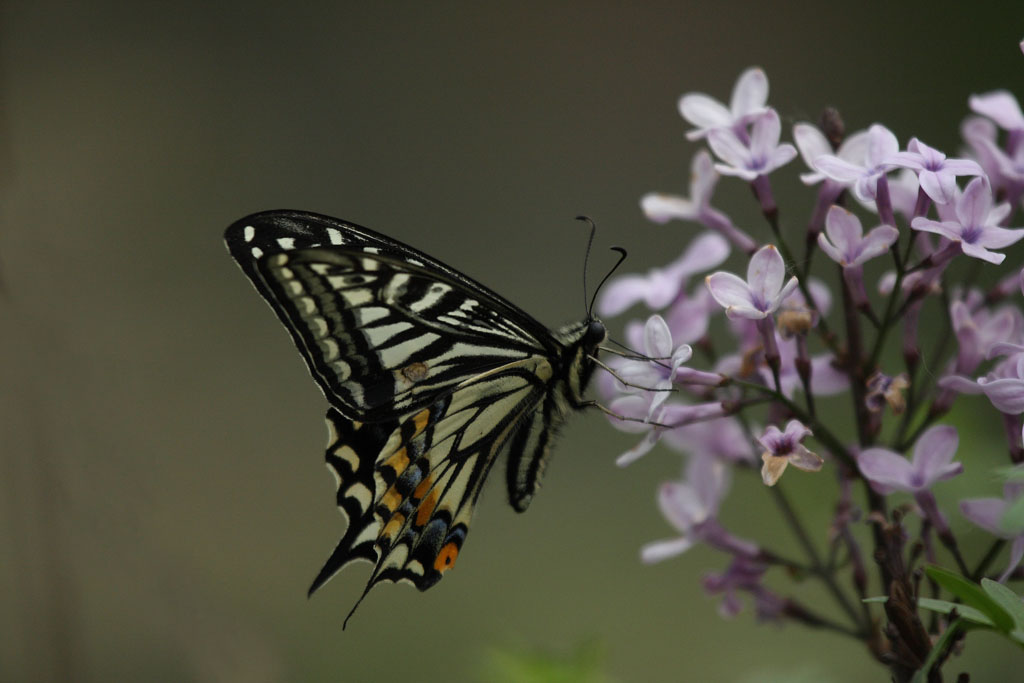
576;215;598;317
589;246;628;318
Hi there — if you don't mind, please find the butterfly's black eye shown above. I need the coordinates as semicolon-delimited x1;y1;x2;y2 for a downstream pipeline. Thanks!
584;320;606;347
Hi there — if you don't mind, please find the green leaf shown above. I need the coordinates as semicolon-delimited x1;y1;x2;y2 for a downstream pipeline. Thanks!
924;565;1015;633
483;641;611;683
910;617;968;683
916;597;994;627
992;465;1024;482
982;579;1024;632
1000;494;1024;533
862;596;888;604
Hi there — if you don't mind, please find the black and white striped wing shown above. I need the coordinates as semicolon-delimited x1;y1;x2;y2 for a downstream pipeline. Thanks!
315;353;553;624
225;211;575;624
225;211;558;423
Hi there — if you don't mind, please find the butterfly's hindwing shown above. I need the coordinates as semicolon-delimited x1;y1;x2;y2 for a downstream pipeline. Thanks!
311;356;555;624
225;211;605;625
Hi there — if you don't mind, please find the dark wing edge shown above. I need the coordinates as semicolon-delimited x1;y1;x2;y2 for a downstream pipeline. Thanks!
505;391;564;512
309;356;554;628
224;210;559;349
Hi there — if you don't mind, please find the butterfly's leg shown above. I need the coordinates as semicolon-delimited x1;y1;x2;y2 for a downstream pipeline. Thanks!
587;356;679;394
576;400;673;429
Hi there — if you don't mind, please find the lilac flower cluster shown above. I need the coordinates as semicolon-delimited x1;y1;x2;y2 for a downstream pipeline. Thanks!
600;59;1024;678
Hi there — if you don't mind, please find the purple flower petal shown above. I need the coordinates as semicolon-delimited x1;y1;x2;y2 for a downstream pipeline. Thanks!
888;151;924;171
757;424;786;453
768;144;798;170
911;217;962;242
750;108;782;158
978;226;1024;249
858;447;914;493
597;232;730;316
607;395;652;433
943;158;985;176
977;376;1024;413
641;152;721;223
788;445;824;472
912;425;959;480
689;453;728;513
772;277;799;311
679;94;732;139
793;122;831;183
783;419;812;442
641;193;697;222
813;155;864;183
866;123;899;166
794;126;868;185
824;206;861;256
988;342;1024;359
858;225;899;262
671;343;694;373
706;272;762;319
672;231;732;279
960;498;1010;536
957;176;992;228
616;428;661;466
643;314;673;358
938;374;986;395
960;241;1005;264
730;67;768;118
689;150;718;206
817;231;846;265
970;90;1024;131
666;290;714;343
707;128;752;169
641;537;695;563
747;244;785;305
1002;537;1024;582
594;275;651;316
809;354;850;394
657;481;706;530
659;401;729;424
918;170;954;205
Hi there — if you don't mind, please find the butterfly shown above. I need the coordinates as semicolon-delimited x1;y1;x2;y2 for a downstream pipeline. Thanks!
224;210;614;626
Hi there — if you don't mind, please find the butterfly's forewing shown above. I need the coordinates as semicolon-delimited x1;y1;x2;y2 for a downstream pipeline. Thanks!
225;211;601;624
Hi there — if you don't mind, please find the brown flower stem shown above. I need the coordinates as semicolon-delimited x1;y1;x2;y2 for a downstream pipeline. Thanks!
839;267;873;448
769;484;865;630
971;539;1007;582
782;598;866;639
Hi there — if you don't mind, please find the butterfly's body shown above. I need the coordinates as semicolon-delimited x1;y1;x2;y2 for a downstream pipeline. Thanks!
225;210;604;624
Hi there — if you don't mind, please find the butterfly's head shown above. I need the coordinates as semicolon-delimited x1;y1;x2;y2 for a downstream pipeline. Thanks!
583;318;608;351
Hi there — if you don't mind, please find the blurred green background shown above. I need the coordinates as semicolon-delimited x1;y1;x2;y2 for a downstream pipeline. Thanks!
2;2;1022;681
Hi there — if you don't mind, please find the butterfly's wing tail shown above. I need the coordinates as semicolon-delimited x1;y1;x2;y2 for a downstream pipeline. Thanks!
311;358;552;627
308;408;393;597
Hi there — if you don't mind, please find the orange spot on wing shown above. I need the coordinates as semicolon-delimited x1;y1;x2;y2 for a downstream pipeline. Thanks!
413;475;433;500
381;512;406;542
382;447;409;476
412;409;430;437
380;486;402;514
434;542;459;573
416;489;438;526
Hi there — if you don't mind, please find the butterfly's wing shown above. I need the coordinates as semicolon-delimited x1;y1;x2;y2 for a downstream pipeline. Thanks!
225;211;561;424
317;353;554;626
225;211;573;621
